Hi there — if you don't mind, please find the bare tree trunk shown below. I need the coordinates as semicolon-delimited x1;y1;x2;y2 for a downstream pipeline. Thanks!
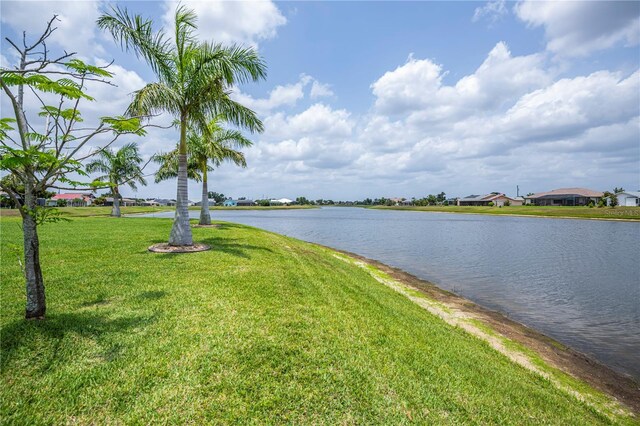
199;161;211;225
23;188;46;319
111;186;121;217
169;116;193;245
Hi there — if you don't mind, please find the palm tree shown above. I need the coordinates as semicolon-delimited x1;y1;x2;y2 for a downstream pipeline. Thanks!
154;119;252;225
98;5;265;245
86;143;147;217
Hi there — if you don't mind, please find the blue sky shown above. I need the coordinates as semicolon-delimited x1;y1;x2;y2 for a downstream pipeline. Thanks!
1;1;639;201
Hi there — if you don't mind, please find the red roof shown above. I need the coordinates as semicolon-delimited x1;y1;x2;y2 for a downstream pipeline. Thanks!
51;193;91;200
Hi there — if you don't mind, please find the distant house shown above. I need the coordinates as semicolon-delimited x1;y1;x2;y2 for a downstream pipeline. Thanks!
390;197;405;206
155;199;176;207
142;199;160;206
458;194;485;206
525;188;603;206
458;193;514;207
51;193;94;207
445;197;460;206
511;196;525;206
269;198;293;206
223;199;255;207
615;191;640;207
104;197;137;207
194;199;216;206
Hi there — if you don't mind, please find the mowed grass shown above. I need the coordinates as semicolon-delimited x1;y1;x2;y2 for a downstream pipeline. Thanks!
0;204;317;219
0;217;634;424
369;205;640;221
0;206;171;218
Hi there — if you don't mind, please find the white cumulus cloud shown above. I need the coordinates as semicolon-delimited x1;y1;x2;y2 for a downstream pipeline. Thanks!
473;0;508;24
515;0;640;56
162;0;286;47
232;74;335;116
1;0;103;59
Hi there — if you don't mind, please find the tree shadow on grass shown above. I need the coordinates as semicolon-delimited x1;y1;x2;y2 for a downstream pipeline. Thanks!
137;290;167;300
200;237;274;259
79;293;111;307
150;237;273;259
0;311;158;371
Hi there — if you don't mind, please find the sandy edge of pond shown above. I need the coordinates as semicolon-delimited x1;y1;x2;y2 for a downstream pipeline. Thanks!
326;246;640;417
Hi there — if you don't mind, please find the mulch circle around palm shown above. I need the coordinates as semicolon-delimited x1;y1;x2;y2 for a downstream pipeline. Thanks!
148;243;211;253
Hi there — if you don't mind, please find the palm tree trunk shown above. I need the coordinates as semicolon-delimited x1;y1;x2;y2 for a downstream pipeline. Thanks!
23;183;46;319
169;115;194;245
199;160;211;225
111;186;121;217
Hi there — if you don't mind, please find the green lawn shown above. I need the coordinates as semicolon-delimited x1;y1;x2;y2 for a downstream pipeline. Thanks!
0;204;316;219
0;206;171;218
0;216;635;424
368;205;640;221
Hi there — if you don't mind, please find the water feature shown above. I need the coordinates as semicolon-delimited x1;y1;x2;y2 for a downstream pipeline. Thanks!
139;207;640;379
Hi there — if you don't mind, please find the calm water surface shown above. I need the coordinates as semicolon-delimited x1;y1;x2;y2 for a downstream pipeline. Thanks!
141;207;640;379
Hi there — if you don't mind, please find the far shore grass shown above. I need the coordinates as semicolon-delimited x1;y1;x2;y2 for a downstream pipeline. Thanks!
368;205;640;221
1;215;637;423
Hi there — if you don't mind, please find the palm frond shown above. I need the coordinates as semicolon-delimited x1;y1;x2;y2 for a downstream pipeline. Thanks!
203;93;264;133
97;6;173;82
127;82;182;118
174;5;199;74
215;129;253;149
211;145;247;168
153;148;202;183
196;42;267;86
85;142;147;189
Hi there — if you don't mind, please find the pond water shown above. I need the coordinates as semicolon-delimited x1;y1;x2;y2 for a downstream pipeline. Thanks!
139;207;640;379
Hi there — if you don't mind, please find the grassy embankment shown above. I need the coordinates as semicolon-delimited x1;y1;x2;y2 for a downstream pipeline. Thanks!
1;215;636;424
368;205;640;221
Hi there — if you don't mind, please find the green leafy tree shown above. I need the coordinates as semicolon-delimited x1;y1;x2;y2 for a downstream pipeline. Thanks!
85;143;148;217
154;118;251;225
0;174;55;208
0;17;145;319
603;191;618;207
93;195;107;206
296;196;310;205
613;187;625;194
98;5;265;245
208;191;226;204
